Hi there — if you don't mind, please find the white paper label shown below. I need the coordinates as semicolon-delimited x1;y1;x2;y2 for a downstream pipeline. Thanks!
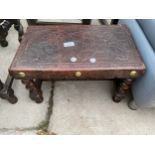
63;41;75;47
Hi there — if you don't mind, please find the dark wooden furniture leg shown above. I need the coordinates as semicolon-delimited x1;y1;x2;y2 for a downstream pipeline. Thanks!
0;20;9;47
13;20;24;42
99;19;108;25
111;19;119;25
0;19;24;103
113;78;133;102
0;75;18;104
0;80;4;90
82;19;91;25
0;19;24;47
27;19;37;26
22;79;43;103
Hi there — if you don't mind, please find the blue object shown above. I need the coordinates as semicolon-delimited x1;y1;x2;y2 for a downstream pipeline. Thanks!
119;19;155;107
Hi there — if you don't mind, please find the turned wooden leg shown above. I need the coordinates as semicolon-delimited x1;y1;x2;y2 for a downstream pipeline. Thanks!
82;19;91;25
99;19;108;25
22;79;43;103
13;20;24;42
0;28;8;47
0;80;4;90
111;19;119;25
0;20;10;47
113;78;133;102
0;75;18;104
26;19;38;26
0;19;24;47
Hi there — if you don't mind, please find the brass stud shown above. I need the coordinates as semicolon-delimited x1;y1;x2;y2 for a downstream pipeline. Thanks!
75;71;82;77
130;70;137;78
18;72;26;77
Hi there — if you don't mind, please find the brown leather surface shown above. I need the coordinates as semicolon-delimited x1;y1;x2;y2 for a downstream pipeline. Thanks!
9;25;145;80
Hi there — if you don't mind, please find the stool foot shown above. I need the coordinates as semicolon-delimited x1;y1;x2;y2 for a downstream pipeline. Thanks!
0;40;8;47
22;79;43;103
112;95;121;103
113;78;133;103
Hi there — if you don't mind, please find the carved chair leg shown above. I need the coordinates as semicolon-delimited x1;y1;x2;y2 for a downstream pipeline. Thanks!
0;80;4;90
26;19;37;26
0;28;8;47
0;20;11;47
13;20;24;42
22;79;43;103
111;19;119;25
0;75;18;104
0;19;24;47
99;19;109;25
113;78;133;103
82;19;91;25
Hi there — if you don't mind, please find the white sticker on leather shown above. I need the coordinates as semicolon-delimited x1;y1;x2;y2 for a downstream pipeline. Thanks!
64;41;75;47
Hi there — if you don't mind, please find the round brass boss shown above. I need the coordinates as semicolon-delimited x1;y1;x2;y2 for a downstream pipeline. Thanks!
130;70;137;77
18;72;26;77
75;71;82;77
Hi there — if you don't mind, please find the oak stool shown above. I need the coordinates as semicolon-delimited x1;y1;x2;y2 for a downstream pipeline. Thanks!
9;25;145;103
